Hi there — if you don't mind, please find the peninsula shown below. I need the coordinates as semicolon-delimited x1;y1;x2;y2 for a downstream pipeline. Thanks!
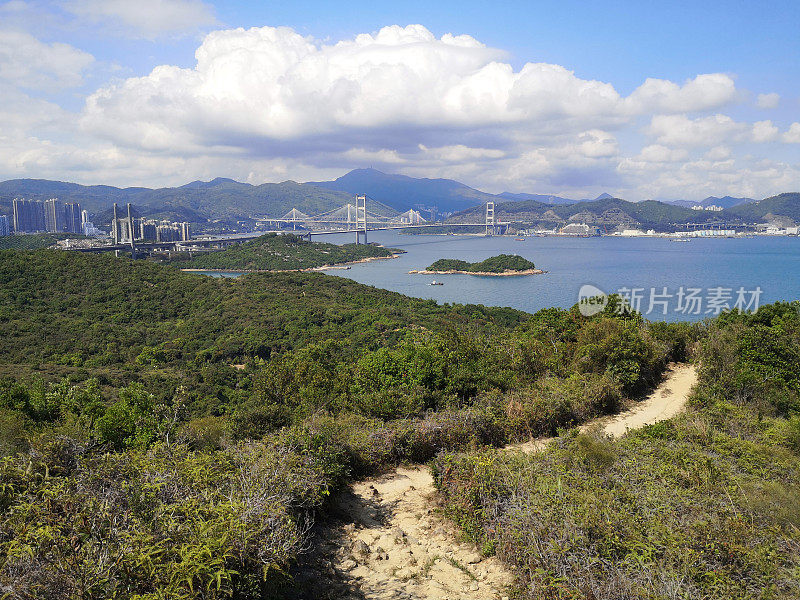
181;232;398;272
409;254;543;276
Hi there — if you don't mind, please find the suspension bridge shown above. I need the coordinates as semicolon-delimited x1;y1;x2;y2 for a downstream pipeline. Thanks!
255;195;505;243
68;197;505;256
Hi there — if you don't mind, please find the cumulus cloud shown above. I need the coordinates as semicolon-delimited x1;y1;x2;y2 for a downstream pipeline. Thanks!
752;120;779;143
756;92;780;109
65;0;217;38
646;114;749;147
783;123;800;144
3;22;799;199
81;24;738;157
625;74;737;114
0;30;93;89
636;144;690;163
618;154;800;201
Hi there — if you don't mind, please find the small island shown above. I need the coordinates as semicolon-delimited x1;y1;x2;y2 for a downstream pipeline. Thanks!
409;254;544;276
182;233;398;272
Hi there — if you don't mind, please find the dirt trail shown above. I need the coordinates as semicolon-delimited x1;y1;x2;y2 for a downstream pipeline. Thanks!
514;362;698;452
313;363;697;600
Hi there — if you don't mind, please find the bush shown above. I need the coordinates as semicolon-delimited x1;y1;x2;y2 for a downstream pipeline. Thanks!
178;415;230;451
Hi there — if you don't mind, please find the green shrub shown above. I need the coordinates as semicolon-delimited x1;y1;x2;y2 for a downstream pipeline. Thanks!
178;415;230;451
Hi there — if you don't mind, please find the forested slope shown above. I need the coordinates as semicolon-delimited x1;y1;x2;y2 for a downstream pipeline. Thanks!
0;249;718;598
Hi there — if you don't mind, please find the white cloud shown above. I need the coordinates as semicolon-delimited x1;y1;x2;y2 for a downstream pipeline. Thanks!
647;114;749;147
418;144;506;162
625;74;737;114
2;22;799;200
783;122;800;144
617;153;800;201
636;144;690;163
65;0;216;38
80;25;739;156
752;120;779;143
342;147;405;164
0;30;93;89
756;92;780;109
704;146;731;160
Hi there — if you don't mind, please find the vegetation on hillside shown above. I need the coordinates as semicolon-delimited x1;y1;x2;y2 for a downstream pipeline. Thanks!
434;302;800;599
0;233;86;250
448;193;800;231
0;249;696;597
426;254;537;273
184;233;394;271
0;176;403;224
726;192;800;222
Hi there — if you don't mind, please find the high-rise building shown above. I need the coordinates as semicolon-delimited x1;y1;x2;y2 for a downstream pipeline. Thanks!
44;198;65;233
81;209;89;226
141;221;158;241
64;202;82;234
0;215;9;236
180;222;191;241
156;224;181;242
12;199;46;232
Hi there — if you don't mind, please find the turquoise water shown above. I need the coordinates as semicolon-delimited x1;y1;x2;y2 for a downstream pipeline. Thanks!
200;232;800;321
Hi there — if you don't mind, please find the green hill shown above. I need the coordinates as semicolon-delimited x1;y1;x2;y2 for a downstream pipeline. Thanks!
308;167;497;213
450;193;800;230
449;197;707;230
0;178;360;222
0;233;86;250
426;254;537;273
185;233;394;271
726;192;800;222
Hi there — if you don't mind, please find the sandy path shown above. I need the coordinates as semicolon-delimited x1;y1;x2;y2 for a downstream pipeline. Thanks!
318;363;697;600
513;362;698;452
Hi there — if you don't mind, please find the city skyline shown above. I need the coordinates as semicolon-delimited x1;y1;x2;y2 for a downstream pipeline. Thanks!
1;0;799;200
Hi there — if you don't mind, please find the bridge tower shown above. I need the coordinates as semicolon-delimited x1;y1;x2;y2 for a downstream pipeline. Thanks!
355;195;368;244
485;201;495;236
126;203;137;259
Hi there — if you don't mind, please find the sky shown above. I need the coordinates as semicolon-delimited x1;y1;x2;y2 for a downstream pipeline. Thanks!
1;0;799;200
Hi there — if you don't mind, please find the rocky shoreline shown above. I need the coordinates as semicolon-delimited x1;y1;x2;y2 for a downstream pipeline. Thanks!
182;253;399;274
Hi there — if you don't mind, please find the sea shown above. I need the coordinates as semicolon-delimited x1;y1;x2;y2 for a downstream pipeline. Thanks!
200;232;800;322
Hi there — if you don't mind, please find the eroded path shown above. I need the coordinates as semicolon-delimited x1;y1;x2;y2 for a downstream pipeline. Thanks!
305;363;697;600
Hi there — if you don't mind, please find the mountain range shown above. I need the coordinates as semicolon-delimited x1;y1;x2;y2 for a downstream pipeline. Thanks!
448;193;800;231
0;169;797;230
664;196;755;210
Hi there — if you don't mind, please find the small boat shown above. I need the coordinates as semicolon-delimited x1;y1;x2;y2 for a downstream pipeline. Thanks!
429;280;444;286
515;237;525;241
670;238;691;242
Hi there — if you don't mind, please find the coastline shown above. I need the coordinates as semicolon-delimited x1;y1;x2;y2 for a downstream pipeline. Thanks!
182;253;399;274
408;267;545;277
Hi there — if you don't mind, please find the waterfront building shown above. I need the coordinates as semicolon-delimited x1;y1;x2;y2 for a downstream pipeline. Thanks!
559;223;601;236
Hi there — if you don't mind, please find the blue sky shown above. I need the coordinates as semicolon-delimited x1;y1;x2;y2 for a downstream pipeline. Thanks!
1;0;799;199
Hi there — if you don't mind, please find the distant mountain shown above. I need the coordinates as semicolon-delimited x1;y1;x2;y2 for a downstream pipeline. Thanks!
498;192;575;205
450;193;800;230
1;170;795;230
0;178;355;222
308;168;496;213
450;197;724;231
666;196;755;210
725;193;800;223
